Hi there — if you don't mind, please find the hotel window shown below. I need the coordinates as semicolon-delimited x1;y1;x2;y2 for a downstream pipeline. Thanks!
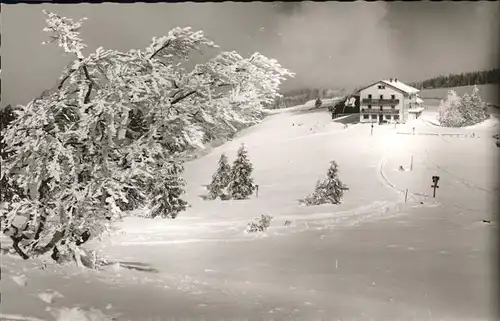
368;105;372;109
391;94;395;100
385;115;391;120
363;114;369;119
372;115;377;120
394;115;400;120
378;85;385;89
368;94;372;99
380;94;383;100
379;106;383;111
391;105;395;109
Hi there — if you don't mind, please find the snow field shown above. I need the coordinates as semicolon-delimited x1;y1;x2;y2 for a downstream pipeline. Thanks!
2;105;497;321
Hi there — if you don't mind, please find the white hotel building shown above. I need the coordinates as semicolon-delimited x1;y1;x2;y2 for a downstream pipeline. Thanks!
357;78;424;124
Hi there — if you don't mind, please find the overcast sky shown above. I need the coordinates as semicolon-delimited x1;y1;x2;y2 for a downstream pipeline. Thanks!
1;2;499;106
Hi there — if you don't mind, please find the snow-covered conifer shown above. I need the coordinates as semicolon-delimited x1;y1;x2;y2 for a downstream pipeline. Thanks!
468;85;489;123
301;161;348;206
207;153;231;200
439;87;489;127
228;144;255;200
438;90;465;127
149;161;187;219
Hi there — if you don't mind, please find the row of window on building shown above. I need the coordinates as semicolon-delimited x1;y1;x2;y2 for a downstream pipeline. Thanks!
362;114;400;121
367;105;396;110
367;94;397;100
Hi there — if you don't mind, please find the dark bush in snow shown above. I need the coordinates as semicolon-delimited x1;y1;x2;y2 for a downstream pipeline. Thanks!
301;161;348;206
246;214;273;233
0;105;25;204
315;97;322;108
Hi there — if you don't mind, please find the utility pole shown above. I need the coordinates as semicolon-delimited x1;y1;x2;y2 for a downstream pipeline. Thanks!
431;176;440;198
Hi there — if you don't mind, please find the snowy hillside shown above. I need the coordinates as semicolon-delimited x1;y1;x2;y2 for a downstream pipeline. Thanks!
2;106;498;321
304;97;343;109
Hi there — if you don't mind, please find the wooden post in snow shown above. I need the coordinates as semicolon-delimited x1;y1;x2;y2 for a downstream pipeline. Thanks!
255;184;259;198
405;189;408;203
431;176;440;198
410;155;414;171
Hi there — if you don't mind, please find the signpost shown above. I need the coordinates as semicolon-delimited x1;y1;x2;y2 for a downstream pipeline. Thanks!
431;176;440;198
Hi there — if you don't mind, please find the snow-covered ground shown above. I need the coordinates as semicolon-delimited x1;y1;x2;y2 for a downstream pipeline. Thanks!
304;97;342;109
2;105;498;321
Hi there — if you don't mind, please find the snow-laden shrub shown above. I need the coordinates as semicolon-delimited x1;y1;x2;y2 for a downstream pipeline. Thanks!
438;86;489;127
228;144;255;200
0;10;294;264
301;161;348;206
246;214;273;233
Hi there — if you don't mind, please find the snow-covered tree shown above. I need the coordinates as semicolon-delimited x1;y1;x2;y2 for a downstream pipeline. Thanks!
207;153;231;200
438;90;465;127
0;105;25;204
439;87;489;127
468;85;490;123
228;144;255;200
149;161;187;219
0;11;294;264
301;161;348;206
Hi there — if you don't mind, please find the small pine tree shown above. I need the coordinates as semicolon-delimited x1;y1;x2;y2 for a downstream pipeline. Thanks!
438;90;466;127
301;161;349;206
228;144;255;200
458;93;474;125
149;161;188;219
469;85;489;122
207;153;232;200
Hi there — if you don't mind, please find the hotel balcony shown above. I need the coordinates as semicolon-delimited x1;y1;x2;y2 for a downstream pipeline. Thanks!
361;108;400;114
361;98;400;105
